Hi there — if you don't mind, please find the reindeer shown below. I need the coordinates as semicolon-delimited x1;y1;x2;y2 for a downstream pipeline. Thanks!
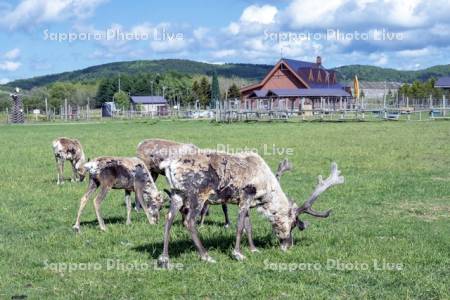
52;137;87;184
137;139;232;227
157;151;344;267
198;157;293;227
72;156;163;233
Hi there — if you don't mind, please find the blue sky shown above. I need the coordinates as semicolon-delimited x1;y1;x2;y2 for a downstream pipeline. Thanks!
1;0;450;83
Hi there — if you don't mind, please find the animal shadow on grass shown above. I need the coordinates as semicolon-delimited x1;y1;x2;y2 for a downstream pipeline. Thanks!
133;229;276;259
80;216;126;228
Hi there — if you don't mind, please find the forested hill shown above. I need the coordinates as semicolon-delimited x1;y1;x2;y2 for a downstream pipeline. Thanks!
334;64;450;82
3;59;450;90
3;59;272;90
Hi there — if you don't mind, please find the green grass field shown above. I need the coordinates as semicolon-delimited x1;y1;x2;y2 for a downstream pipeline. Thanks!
1;120;449;299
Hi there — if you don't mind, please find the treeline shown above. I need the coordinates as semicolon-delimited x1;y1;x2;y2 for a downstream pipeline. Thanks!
335;64;450;83
97;72;242;109
398;78;449;99
0;82;97;111
0;71;244;110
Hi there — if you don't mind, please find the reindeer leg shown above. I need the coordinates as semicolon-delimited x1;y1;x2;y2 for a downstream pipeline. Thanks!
186;204;215;263
73;179;97;232
244;212;258;253
135;187;156;225
232;205;249;261
198;203;208;227
93;186;110;231
70;160;77;182
125;190;132;225
158;193;183;269
56;158;64;185
222;204;231;228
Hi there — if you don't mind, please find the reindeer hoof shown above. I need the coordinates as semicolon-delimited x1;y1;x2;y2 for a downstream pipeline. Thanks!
72;225;80;233
157;255;170;269
99;226;107;232
224;223;231;229
250;248;259;253
232;250;246;261
201;255;216;263
126;220;132;225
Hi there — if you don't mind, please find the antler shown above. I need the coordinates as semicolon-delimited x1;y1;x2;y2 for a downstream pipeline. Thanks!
275;158;293;181
296;162;344;218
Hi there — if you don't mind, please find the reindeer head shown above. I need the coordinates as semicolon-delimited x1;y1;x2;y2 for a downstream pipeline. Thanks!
277;162;344;251
143;187;164;223
76;160;88;182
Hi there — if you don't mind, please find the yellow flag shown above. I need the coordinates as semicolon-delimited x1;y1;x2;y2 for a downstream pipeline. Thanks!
353;75;360;100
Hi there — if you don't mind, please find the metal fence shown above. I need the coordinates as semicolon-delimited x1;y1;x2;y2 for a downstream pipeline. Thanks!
1;97;449;124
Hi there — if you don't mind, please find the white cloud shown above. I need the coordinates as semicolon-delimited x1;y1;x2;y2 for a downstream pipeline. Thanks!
212;49;237;58
0;0;107;30
240;5;278;25
0;78;10;84
284;0;450;30
4;48;21;59
150;38;190;53
285;0;344;28
0;61;21;71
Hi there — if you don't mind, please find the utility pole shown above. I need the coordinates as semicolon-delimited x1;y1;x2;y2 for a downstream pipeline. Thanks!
118;73;121;92
150;81;154;95
45;97;48;120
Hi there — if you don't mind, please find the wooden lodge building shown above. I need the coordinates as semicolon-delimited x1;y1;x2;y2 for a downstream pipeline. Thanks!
240;57;352;111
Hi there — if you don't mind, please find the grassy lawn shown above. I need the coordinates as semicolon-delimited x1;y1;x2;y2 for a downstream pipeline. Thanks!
0;120;449;299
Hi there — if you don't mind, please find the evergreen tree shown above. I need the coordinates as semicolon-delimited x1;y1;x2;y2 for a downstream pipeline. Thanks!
227;83;240;99
199;77;211;108
210;72;220;107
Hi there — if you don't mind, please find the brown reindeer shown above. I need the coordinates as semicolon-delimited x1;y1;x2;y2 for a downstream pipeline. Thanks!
72;156;163;232
137;139;232;227
52;137;87;184
157;151;344;267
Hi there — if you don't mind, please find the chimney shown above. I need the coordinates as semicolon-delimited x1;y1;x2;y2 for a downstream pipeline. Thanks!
316;56;322;65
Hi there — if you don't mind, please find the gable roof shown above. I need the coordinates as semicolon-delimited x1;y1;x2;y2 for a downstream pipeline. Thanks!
282;58;324;71
436;77;450;88
241;58;311;92
240;58;340;93
130;96;167;104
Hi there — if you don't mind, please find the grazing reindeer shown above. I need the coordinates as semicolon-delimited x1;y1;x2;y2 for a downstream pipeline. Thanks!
72;157;163;232
198;157;293;227
157;151;344;267
52;137;87;184
137;138;231;227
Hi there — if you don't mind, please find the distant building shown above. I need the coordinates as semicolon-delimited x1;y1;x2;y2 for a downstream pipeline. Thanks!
130;96;168;116
240;57;352;110
101;102;118;117
435;77;450;90
353;81;402;99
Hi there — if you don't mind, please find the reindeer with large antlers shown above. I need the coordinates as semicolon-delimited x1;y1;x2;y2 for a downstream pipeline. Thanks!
198;157;293;227
157;151;344;267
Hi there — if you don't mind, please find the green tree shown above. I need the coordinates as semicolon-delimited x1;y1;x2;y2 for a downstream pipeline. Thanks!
48;82;76;108
227;83;240;99
210;72;220;107
113;91;130;110
199;77;211;108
